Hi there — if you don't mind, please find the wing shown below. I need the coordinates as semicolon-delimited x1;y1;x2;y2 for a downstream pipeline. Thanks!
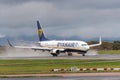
14;46;53;51
7;39;52;51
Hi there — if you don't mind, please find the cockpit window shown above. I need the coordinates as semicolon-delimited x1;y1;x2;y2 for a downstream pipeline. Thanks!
81;44;87;46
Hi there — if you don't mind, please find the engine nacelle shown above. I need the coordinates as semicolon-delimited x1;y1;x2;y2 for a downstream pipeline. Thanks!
50;49;64;54
51;49;58;54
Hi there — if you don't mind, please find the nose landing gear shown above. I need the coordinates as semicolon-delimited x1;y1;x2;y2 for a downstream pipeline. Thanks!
82;53;85;56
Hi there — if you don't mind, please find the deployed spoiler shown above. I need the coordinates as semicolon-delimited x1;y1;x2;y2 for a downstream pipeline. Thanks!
88;36;102;47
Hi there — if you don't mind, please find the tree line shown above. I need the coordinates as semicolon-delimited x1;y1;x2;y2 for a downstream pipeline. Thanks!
88;41;120;50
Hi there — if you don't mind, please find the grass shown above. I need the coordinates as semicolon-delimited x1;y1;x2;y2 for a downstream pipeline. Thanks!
98;50;120;54
0;59;119;74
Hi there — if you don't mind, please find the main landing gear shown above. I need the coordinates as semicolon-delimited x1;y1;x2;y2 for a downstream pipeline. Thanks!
67;52;86;56
51;52;86;57
67;52;73;56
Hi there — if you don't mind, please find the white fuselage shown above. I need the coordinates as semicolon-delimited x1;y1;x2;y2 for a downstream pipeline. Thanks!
38;40;90;51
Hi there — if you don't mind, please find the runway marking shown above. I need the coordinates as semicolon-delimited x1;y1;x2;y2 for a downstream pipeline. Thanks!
0;72;120;77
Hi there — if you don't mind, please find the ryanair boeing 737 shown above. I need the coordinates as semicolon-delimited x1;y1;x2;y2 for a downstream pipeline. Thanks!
8;21;102;56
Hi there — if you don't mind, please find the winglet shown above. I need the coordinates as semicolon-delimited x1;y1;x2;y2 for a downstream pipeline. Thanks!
88;36;102;47
99;36;102;45
7;39;13;47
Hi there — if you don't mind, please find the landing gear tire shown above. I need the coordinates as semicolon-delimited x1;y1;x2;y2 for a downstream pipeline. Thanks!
68;53;72;56
51;53;58;57
82;53;85;56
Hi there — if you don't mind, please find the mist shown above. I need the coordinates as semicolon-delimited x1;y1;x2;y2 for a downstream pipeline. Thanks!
0;46;51;58
0;46;98;58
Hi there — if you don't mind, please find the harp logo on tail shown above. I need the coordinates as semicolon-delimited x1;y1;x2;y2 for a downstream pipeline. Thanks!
38;29;43;36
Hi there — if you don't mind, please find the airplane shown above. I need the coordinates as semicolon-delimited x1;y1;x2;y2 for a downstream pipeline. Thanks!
8;21;102;57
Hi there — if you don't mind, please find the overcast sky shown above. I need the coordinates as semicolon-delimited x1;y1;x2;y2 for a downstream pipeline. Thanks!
0;0;120;41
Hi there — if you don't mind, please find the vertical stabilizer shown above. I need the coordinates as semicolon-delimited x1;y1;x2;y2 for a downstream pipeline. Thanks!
37;21;47;41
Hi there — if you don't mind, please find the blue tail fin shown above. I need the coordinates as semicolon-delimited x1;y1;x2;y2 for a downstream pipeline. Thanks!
37;21;47;41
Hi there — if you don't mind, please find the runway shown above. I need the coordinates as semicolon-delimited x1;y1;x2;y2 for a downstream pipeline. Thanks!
0;73;120;79
0;47;120;59
0;52;120;59
0;76;120;80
